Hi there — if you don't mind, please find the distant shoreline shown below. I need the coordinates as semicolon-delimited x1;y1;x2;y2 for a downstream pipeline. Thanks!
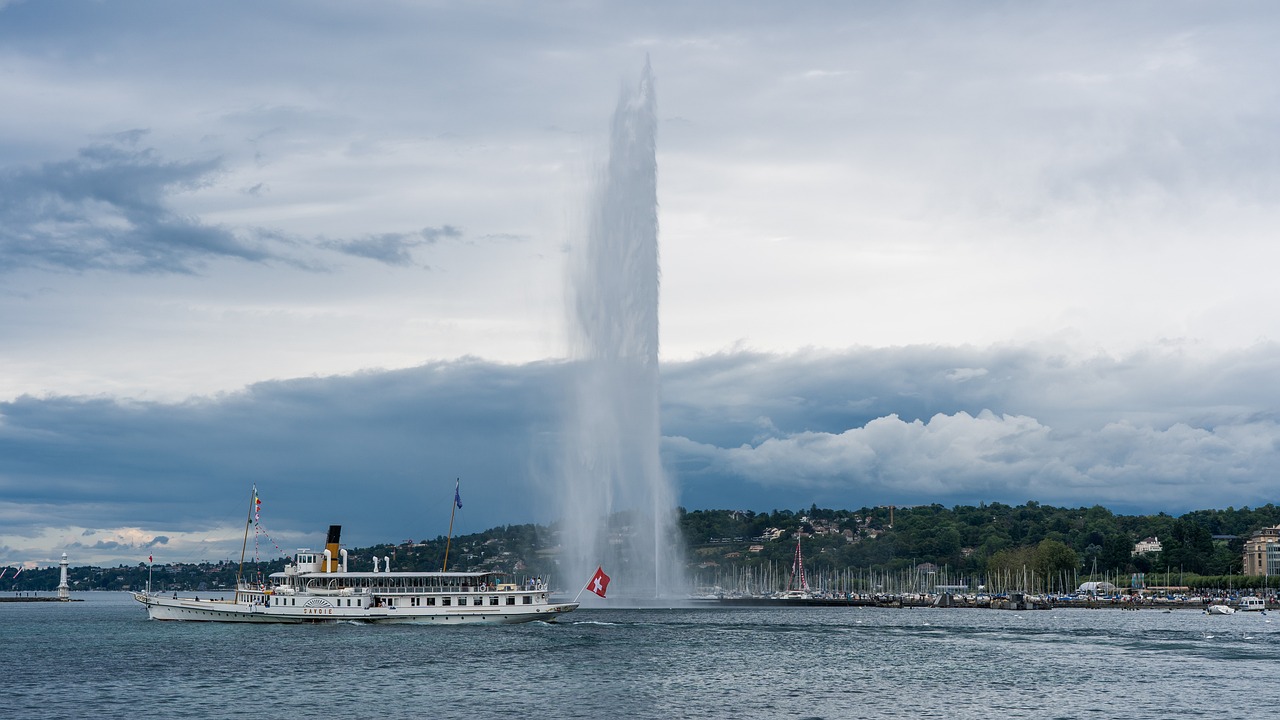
689;597;1266;611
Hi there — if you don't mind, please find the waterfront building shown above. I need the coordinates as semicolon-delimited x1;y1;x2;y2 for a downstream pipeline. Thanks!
1243;525;1280;576
1132;536;1162;556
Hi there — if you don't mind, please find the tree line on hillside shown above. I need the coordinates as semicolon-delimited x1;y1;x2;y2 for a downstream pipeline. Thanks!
7;502;1279;593
679;502;1280;591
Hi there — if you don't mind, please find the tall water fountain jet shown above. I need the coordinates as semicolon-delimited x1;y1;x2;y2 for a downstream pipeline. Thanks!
561;60;686;602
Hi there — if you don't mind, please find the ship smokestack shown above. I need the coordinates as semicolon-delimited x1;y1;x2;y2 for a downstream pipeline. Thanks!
326;525;342;573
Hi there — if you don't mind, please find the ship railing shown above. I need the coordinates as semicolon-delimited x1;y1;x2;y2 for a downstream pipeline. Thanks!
368;583;516;595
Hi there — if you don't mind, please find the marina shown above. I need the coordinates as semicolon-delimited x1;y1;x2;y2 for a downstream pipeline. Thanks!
695;592;1271;611
693;525;1274;612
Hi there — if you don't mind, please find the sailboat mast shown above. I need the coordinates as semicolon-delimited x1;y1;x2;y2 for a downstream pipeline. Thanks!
788;529;809;592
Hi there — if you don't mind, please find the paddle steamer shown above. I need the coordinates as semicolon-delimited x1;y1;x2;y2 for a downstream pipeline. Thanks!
133;525;578;624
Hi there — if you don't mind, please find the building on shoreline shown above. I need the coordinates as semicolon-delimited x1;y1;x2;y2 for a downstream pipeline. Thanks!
1243;526;1280;576
1132;536;1162;556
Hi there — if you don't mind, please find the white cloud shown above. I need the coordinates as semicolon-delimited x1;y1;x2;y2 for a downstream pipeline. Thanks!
677;410;1279;511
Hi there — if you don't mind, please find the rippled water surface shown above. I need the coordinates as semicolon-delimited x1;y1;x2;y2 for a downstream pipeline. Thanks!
5;593;1278;718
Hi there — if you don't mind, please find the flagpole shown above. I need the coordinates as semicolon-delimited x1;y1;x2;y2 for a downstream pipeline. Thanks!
574;567;610;603
442;478;459;572
147;557;153;596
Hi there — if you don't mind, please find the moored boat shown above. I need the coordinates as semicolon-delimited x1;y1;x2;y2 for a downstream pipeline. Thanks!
1238;596;1267;612
1206;603;1235;615
776;529;814;600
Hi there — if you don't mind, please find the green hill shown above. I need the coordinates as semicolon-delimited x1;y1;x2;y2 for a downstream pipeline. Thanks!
8;502;1279;594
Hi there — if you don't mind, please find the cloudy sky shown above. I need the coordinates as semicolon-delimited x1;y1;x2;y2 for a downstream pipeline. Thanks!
3;1;1279;567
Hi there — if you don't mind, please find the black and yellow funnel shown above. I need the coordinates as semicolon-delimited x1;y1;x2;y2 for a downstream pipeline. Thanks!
325;525;342;573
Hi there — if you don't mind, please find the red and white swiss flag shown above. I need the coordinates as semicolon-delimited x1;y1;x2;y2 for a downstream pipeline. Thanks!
587;566;611;598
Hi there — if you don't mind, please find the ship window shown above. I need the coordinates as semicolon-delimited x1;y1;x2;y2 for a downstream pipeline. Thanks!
458;597;468;606
523;596;532;604
506;597;515;605
442;597;451;606
489;596;499;606
426;597;435;606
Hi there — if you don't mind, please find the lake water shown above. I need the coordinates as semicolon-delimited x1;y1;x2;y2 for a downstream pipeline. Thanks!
4;592;1277;718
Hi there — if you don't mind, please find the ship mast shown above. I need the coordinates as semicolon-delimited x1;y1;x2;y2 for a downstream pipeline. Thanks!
234;485;256;593
442;478;461;572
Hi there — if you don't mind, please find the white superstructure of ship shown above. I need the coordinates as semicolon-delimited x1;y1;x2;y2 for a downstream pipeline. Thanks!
133;524;578;624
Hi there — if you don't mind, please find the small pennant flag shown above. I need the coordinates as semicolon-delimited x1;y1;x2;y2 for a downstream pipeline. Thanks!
587;566;611;598
454;478;463;509
148;555;153;564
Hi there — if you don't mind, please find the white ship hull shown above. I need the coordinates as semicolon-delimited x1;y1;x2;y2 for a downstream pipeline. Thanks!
1238;597;1267;612
135;520;580;626
133;592;577;624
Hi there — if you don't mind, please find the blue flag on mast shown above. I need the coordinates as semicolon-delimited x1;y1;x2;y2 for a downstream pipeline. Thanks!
454;479;462;509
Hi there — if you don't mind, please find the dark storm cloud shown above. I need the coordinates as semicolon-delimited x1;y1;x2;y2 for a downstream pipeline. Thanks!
4;345;1280;565
0;137;280;274
324;233;428;266
663;345;1280;513
0;359;573;549
421;226;462;243
0;138;471;273
324;225;462;266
